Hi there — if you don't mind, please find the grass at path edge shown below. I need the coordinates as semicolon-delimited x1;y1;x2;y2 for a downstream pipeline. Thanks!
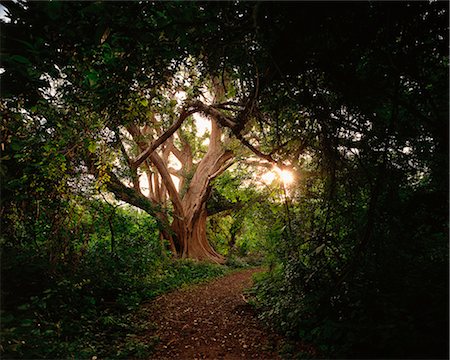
1;256;262;360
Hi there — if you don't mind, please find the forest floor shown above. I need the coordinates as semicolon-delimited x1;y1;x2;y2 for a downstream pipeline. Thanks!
141;268;282;359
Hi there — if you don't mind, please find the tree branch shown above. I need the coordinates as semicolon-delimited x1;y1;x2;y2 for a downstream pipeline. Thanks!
167;137;184;163
132;107;198;169
149;152;184;216
209;150;234;180
242;159;274;169
127;124;185;216
195;100;287;168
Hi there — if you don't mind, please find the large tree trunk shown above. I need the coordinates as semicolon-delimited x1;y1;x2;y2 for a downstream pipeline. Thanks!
170;118;231;263
172;203;224;263
114;80;240;263
124;118;231;263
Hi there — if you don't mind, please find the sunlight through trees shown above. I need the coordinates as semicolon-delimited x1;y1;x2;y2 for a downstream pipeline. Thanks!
1;1;447;359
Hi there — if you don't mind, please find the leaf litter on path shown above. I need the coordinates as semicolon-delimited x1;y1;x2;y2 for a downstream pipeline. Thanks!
142;268;281;359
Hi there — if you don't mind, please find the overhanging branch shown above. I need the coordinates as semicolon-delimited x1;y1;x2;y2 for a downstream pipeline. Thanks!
195;100;286;168
132;106;198;169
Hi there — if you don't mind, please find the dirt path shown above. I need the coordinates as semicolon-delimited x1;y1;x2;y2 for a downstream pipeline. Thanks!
143;268;281;359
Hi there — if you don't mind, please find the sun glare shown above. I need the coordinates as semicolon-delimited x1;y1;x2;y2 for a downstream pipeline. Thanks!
261;171;276;184
261;167;294;185
277;168;294;185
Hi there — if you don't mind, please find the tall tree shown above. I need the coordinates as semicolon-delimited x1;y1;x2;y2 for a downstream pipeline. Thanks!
1;1;280;262
100;76;241;262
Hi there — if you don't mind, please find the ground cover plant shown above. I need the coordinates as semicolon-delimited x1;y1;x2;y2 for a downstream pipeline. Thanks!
1;1;448;359
1;202;230;358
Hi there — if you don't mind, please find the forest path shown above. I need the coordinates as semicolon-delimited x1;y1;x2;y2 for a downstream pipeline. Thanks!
143;268;281;359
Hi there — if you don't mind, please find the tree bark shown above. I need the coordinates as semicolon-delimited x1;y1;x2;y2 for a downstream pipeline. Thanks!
172;203;224;263
122;113;232;263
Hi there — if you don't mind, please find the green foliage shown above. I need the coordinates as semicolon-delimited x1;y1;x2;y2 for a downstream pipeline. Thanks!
1;2;448;360
1;203;228;359
248;2;449;358
208;169;286;260
253;174;448;357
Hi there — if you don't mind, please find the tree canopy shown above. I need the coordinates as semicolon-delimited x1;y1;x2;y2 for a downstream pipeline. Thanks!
1;1;448;359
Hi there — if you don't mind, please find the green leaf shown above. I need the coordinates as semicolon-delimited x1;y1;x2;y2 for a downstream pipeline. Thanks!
17;303;30;311
11;141;22;151
88;142;97;153
10;55;31;65
86;71;99;87
21;318;34;327
313;243;326;255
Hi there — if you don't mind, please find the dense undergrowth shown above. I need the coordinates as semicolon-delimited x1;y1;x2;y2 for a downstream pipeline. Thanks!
1;251;233;359
2;2;448;360
1;257;227;359
1;202;249;359
251;176;448;359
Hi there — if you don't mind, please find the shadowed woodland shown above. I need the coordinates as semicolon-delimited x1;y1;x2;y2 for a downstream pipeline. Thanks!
1;1;448;359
